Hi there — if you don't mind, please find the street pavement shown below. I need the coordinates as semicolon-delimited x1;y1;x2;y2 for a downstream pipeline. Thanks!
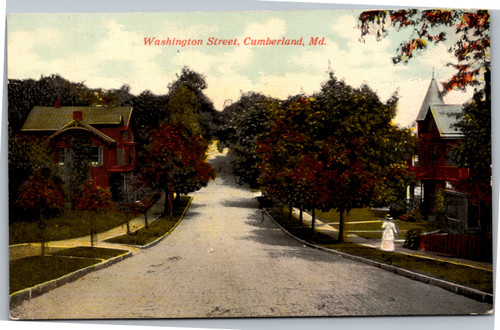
9;152;493;319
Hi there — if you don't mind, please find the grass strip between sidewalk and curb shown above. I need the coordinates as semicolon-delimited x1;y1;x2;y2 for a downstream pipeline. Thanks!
105;196;193;247
263;207;493;302
10;247;130;299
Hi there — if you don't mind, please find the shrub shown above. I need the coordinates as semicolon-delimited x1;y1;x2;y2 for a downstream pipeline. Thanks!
402;208;424;222
404;229;422;250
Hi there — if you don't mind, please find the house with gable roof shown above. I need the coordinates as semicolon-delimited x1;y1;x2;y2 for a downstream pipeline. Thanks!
408;76;473;230
20;102;138;202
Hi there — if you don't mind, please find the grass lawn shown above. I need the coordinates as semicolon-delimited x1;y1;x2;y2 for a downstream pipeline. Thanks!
106;196;192;246
314;208;441;240
269;206;493;294
10;247;128;294
10;210;132;245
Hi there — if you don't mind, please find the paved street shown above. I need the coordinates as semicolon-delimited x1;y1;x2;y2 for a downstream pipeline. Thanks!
10;153;493;319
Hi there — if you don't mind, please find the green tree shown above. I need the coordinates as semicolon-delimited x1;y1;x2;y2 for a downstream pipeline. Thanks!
451;88;491;231
167;66;218;140
314;75;416;242
8;75;96;135
217;92;276;187
258;74;415;242
9;135;58;221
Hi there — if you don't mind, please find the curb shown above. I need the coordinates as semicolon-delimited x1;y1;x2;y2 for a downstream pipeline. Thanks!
9;196;194;307
9;251;132;308
262;208;493;304
129;196;194;250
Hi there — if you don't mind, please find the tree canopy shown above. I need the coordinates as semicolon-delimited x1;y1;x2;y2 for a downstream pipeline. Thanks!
217;92;276;187
139;122;215;215
257;74;416;242
359;9;490;92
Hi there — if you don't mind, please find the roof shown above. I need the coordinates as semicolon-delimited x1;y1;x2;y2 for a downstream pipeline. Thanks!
416;78;444;121
49;120;117;145
429;104;464;138
21;106;133;132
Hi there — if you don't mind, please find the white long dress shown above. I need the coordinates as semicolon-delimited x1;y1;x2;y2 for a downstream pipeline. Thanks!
380;220;400;251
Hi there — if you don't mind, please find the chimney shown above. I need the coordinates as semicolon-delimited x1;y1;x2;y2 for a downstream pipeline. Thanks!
55;99;61;108
73;111;83;121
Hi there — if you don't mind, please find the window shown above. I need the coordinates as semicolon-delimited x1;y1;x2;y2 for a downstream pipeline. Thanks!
91;146;104;166
412;155;419;167
57;148;66;165
117;148;126;166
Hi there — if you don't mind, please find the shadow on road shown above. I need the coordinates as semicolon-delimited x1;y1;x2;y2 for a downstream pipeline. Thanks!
221;198;259;209
238;210;343;263
209;154;254;192
206;152;341;263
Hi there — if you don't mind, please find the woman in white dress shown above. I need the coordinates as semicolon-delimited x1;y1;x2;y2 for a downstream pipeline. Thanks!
381;215;400;251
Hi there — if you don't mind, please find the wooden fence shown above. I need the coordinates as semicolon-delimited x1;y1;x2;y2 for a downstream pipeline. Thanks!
419;234;492;261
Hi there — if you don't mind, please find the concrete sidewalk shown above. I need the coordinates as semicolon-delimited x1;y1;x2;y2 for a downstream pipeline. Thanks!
9;197;164;261
291;207;493;272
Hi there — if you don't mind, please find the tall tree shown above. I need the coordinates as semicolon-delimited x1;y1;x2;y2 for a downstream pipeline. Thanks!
7;74;97;136
217;92;276;187
139;123;215;217
257;97;330;232
314;75;416;242
167;66;218;140
257;74;416;242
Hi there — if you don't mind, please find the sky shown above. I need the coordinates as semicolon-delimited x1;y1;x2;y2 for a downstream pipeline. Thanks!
7;9;478;128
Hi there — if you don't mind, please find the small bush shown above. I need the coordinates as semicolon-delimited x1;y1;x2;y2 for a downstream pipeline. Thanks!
404;229;422;250
389;203;405;218
402;208;424;222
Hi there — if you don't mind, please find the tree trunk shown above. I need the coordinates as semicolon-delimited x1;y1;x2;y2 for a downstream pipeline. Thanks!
39;208;46;257
299;206;303;224
90;215;94;248
168;170;174;221
163;185;170;215
338;207;345;243
477;193;482;231
288;202;293;222
311;208;316;238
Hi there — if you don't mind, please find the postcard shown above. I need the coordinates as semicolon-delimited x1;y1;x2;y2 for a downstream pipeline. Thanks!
7;8;493;321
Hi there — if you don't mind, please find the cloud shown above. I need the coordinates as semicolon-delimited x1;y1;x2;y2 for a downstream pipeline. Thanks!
171;18;288;108
8;11;471;127
243;18;286;39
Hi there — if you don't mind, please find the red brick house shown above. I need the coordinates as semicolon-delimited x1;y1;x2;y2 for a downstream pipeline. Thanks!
20;104;137;201
408;77;472;229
